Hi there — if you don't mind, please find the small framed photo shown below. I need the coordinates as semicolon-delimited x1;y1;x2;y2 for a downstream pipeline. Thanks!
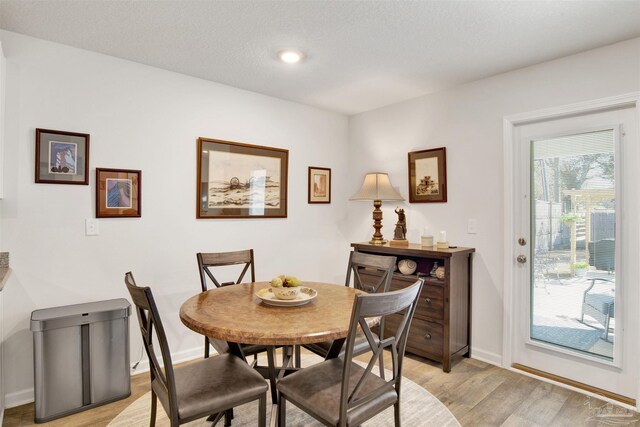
96;168;142;218
408;147;447;203
197;138;288;219
308;167;331;204
35;128;90;184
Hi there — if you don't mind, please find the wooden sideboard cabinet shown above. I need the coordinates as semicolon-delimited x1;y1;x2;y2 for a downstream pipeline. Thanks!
351;242;474;372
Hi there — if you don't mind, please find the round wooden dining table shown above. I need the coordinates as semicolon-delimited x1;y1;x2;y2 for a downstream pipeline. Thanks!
179;281;374;345
179;281;377;407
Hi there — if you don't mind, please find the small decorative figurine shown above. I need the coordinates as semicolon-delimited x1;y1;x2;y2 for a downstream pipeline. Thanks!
390;207;409;246
430;262;439;278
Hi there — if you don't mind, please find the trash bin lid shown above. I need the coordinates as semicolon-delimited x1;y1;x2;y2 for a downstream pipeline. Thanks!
31;298;131;332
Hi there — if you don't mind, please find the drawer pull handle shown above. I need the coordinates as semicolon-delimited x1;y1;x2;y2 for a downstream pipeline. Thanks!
425;333;432;340
425;298;432;304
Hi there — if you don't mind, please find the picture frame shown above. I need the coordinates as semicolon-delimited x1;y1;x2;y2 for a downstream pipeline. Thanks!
308;167;331;204
408;147;447;203
35;128;90;185
197;138;289;219
96;168;142;218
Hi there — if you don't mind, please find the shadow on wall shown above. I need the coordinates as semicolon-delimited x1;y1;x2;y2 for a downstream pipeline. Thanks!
3;327;34;405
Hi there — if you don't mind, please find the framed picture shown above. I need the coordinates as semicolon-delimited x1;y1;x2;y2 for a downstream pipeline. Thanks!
408;147;447;203
96;168;142;218
308;167;331;204
197;138;288;218
35;128;90;184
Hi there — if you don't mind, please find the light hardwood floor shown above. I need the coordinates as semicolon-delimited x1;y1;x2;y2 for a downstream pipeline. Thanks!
5;352;639;426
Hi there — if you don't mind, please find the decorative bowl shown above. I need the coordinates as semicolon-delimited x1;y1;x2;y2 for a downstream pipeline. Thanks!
398;259;417;275
271;286;301;300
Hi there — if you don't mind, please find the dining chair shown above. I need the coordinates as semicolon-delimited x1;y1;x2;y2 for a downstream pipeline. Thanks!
197;250;262;356
197;250;298;367
303;251;397;375
124;272;268;427
580;277;615;340
277;279;423;427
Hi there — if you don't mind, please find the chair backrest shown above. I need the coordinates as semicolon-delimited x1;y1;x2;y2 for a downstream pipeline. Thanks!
345;251;397;294
339;279;423;422
124;272;178;417
196;249;256;292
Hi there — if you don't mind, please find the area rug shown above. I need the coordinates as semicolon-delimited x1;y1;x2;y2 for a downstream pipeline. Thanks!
109;354;460;426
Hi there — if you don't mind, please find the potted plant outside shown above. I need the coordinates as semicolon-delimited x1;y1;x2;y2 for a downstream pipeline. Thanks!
572;261;589;277
560;213;579;224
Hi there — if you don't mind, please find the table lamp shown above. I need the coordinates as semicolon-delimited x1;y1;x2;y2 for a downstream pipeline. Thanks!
350;173;404;244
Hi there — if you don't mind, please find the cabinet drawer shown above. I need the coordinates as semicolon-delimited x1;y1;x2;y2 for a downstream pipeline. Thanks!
385;314;444;359
416;285;444;321
389;280;444;321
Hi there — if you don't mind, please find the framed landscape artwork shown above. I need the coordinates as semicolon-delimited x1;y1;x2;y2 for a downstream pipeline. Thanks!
308;167;331;204
408;147;447;203
35;128;90;184
197;138;289;218
96;168;142;218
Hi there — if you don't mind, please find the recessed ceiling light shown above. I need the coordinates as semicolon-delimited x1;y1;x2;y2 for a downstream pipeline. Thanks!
277;49;304;64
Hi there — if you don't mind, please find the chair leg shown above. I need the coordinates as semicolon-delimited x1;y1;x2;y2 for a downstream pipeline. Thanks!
266;346;278;403
278;394;286;427
170;411;179;427
603;310;612;341
224;409;232;427
149;390;157;427
204;337;210;358
258;393;267;427
378;351;385;379
394;400;401;427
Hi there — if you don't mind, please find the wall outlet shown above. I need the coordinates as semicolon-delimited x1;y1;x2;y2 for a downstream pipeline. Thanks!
85;218;99;236
467;219;478;234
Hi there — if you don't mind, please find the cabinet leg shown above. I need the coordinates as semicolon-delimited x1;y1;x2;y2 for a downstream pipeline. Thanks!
443;356;451;373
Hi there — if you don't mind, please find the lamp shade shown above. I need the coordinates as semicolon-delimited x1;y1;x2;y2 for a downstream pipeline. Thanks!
350;173;404;201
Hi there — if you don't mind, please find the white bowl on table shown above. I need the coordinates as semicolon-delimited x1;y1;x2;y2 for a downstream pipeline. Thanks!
271;286;300;300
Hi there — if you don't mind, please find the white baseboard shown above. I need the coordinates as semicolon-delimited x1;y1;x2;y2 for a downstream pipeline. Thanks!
5;387;34;409
130;346;204;376
471;347;503;367
4;347;205;409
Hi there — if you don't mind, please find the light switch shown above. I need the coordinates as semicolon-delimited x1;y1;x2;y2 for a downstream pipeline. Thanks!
467;219;478;234
85;218;99;236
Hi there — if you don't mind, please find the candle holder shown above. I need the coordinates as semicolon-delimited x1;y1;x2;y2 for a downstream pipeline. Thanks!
437;230;449;249
421;235;434;247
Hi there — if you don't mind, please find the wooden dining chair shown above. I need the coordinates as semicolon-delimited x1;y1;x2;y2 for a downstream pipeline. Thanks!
124;272;268;427
197;250;263;358
277;279;423;427
303;251;397;375
196;250;296;367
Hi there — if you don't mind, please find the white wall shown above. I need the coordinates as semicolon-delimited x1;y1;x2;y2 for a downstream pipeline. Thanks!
0;30;350;405
347;38;640;365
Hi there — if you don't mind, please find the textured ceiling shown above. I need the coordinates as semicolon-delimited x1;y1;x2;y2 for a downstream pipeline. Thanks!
1;1;639;115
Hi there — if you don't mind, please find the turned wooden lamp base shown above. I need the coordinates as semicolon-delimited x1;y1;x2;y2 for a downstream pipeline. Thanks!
368;199;387;245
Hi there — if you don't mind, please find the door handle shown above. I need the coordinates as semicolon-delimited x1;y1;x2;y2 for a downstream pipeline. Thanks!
517;255;527;263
